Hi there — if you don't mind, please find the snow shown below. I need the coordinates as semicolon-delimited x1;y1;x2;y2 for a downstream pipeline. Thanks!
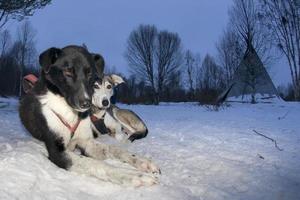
227;94;282;103
0;97;300;200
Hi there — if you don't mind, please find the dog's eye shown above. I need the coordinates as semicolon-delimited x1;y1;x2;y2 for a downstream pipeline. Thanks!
93;84;100;89
106;85;112;89
64;67;74;77
85;68;92;79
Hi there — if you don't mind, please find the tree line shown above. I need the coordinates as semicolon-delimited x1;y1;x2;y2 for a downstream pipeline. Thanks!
118;0;300;104
0;0;299;104
119;30;227;105
0;21;38;96
0;0;50;97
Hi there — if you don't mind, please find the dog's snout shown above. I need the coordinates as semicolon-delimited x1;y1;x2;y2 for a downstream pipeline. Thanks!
79;99;91;109
102;99;109;107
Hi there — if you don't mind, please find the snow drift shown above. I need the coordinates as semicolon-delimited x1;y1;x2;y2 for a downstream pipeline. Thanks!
0;98;299;200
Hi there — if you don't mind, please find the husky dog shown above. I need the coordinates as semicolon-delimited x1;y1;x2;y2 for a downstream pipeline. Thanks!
91;74;148;142
19;46;159;186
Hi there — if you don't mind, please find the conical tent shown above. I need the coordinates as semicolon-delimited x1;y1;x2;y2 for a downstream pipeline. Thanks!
219;45;280;103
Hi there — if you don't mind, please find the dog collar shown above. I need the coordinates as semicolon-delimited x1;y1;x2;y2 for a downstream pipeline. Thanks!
51;109;81;138
90;114;99;122
90;113;105;122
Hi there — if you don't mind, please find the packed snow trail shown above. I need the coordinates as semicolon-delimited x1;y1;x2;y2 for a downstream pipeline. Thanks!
0;98;299;200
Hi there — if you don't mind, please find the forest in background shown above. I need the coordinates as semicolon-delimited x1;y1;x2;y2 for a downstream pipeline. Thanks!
0;0;298;104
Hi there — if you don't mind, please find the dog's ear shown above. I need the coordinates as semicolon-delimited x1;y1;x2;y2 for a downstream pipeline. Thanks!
82;43;88;50
92;53;105;77
39;47;63;73
110;74;125;86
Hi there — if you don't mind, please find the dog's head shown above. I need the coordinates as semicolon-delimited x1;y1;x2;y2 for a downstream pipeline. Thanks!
92;74;124;109
39;45;104;112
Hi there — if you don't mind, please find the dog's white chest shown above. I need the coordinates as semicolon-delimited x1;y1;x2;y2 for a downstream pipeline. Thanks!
73;117;93;140
40;91;93;145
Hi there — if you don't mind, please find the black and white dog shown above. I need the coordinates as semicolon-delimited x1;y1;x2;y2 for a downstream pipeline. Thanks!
19;45;159;186
91;74;148;142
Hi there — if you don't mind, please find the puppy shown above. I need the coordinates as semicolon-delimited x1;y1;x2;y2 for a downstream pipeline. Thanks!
91;74;148;142
19;47;159;186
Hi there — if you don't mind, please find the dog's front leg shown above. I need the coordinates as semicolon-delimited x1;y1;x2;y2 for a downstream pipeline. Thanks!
70;139;160;174
66;151;157;186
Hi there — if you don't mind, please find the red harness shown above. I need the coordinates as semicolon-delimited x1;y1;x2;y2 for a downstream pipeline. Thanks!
24;74;38;84
90;115;99;122
51;109;81;138
23;74;39;94
90;111;107;123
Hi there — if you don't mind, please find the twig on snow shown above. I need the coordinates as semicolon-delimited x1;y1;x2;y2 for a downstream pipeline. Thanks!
278;110;290;120
257;153;264;159
253;130;283;151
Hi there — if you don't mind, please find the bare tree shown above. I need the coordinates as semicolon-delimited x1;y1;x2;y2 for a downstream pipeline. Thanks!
0;0;51;28
184;50;202;100
185;50;195;98
0;29;11;56
14;21;37;96
199;54;225;90
194;54;202;92
259;0;300;100
125;24;157;103
125;24;183;104
156;30;183;102
196;54;225;105
216;27;243;85
229;0;272;65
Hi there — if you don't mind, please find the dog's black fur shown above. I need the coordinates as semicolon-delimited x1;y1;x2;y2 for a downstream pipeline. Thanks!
19;45;104;169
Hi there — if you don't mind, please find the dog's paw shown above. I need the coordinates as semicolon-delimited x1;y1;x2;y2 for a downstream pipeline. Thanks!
67;140;78;151
109;169;158;187
135;158;161;175
131;173;158;187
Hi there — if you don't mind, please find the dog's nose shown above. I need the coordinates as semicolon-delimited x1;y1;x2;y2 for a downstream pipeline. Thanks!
102;99;109;107
79;99;91;109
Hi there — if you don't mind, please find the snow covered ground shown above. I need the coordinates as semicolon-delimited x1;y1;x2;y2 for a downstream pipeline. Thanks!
0;97;300;200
